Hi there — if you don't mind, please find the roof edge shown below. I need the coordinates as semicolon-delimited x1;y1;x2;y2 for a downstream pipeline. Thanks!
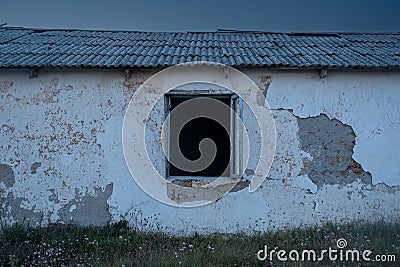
2;25;400;35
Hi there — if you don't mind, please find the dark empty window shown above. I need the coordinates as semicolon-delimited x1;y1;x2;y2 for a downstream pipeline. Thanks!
166;95;239;177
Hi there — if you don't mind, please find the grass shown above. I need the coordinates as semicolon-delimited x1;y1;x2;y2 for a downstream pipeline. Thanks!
0;220;399;266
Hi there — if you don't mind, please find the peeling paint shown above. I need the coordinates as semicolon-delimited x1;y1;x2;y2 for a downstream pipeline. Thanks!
0;164;44;225
255;69;400;186
58;183;113;227
257;75;271;97
30;162;41;174
230;180;251;192
0;163;14;187
0;68;399;233
0;81;14;92
297;114;372;187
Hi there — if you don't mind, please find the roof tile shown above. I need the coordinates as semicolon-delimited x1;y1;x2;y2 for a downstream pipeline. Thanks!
0;27;399;69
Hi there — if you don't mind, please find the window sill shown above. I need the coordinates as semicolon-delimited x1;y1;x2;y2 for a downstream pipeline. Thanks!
167;176;241;188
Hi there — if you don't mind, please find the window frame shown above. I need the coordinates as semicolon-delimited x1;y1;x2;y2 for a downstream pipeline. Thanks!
164;92;243;180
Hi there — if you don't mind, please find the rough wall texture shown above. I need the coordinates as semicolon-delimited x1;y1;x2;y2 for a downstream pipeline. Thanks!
297;114;372;187
0;68;399;233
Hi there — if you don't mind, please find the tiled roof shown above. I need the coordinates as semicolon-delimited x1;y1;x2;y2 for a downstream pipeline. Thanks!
0;27;399;69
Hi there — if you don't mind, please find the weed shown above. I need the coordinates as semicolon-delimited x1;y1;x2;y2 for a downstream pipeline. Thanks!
0;220;398;266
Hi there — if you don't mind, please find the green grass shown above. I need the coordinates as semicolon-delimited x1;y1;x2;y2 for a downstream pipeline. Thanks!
1;220;399;266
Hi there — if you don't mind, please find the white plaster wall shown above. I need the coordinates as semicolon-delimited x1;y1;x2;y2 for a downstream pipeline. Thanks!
243;69;400;186
0;68;399;233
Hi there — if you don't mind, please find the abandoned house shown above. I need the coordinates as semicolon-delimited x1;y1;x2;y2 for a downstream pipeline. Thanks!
0;27;399;233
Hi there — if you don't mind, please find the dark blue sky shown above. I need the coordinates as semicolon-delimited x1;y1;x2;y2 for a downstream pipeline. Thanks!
1;0;399;32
